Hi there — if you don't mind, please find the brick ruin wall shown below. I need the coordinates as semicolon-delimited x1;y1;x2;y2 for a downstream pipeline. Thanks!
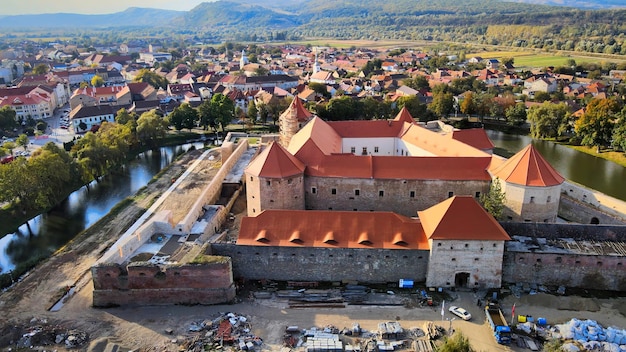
91;259;236;307
211;244;430;283
500;222;626;291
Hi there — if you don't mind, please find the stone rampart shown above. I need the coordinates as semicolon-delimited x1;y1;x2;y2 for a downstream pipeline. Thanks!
91;258;236;307
177;140;249;233
210;244;430;283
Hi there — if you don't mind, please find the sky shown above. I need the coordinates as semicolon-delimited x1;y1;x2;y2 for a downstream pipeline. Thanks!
0;0;210;15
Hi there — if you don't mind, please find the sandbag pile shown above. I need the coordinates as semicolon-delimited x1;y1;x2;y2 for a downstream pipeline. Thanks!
553;319;626;351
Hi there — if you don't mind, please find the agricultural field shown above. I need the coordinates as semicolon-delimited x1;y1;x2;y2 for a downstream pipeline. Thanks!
470;50;626;68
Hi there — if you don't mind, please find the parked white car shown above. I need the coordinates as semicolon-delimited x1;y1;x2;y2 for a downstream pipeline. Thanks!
449;306;472;321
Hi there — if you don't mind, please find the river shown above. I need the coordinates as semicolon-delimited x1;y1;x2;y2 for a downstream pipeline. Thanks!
487;130;626;202
0;142;205;274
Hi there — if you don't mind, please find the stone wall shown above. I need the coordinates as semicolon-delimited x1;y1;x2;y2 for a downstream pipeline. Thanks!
500;222;626;241
304;178;488;217
177;140;249;233
561;181;626;223
211;244;430;283
91;258;236;307
559;194;626;225
502;251;626;291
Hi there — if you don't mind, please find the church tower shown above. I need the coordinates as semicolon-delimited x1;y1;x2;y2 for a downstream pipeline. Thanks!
240;49;248;68
278;97;314;148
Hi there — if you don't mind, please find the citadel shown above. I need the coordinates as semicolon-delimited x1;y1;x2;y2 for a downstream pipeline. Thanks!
91;99;626;307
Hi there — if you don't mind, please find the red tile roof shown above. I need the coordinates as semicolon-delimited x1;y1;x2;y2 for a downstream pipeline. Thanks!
281;96;313;122
399;124;490;157
304;155;491;180
490;144;564;187
246;142;305;178
449;128;495;151
418;196;510;241
238;210;429;249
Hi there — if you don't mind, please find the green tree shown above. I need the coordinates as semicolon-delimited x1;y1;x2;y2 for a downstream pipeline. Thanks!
133;69;169;89
198;100;216;131
403;75;430;91
533;91;551;102
396;95;433;122
16;134;29;150
210;94;235;132
436;332;474;352
115;108;137;125
258;102;270;123
309;82;330;99
505;102;527;127
136;110;169;146
169;103;197;131
527;102;571;139
612;109;626;152
430;91;454;117
32;64;49;75
479;178;506;221
247;100;258;122
325;96;364;121
575;98;619;152
362;97;392;120
2;141;15;155
254;66;269;76
0;106;17;132
459;92;476;116
91;75;105;87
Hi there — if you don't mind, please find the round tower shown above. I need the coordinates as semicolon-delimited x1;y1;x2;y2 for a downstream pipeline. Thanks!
278;97;313;148
490;144;564;222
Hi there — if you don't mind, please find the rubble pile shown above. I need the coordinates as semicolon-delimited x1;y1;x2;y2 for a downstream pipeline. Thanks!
183;312;263;352
553;318;626;352
0;318;89;349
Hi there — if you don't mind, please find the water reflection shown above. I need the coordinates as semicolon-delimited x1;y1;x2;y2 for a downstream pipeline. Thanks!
0;143;204;274
487;130;626;201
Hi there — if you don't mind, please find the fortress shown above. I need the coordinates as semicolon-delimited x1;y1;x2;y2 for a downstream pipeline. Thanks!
91;98;626;307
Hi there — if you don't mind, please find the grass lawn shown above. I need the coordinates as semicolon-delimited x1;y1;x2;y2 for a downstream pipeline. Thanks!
566;145;626;168
469;50;626;68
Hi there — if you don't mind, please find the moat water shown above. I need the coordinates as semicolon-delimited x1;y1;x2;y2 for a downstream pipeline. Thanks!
2;132;625;275
0;142;205;274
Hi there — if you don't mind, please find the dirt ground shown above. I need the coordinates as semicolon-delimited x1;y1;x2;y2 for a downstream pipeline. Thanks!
1;147;625;352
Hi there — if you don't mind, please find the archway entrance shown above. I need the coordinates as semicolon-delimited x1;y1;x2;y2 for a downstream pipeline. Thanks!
455;272;470;288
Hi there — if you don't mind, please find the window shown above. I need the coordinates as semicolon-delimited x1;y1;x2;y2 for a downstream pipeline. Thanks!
507;216;513;220
437;243;442;247
547;195;551;202
379;190;384;197
350;146;355;153
311;187;317;194
575;260;581;264
555;257;562;263
288;178;292;184
448;191;454;198
597;261;603;266
374;146;379;153
331;188;337;195
410;191;415;198
475;191;481;198
266;180;271;186
362;147;367;155
530;196;535;203
355;189;360;196
465;243;469;248
451;258;456;261
493;243;497;247
474;258;479;261
536;258;542;263
250;176;254;182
